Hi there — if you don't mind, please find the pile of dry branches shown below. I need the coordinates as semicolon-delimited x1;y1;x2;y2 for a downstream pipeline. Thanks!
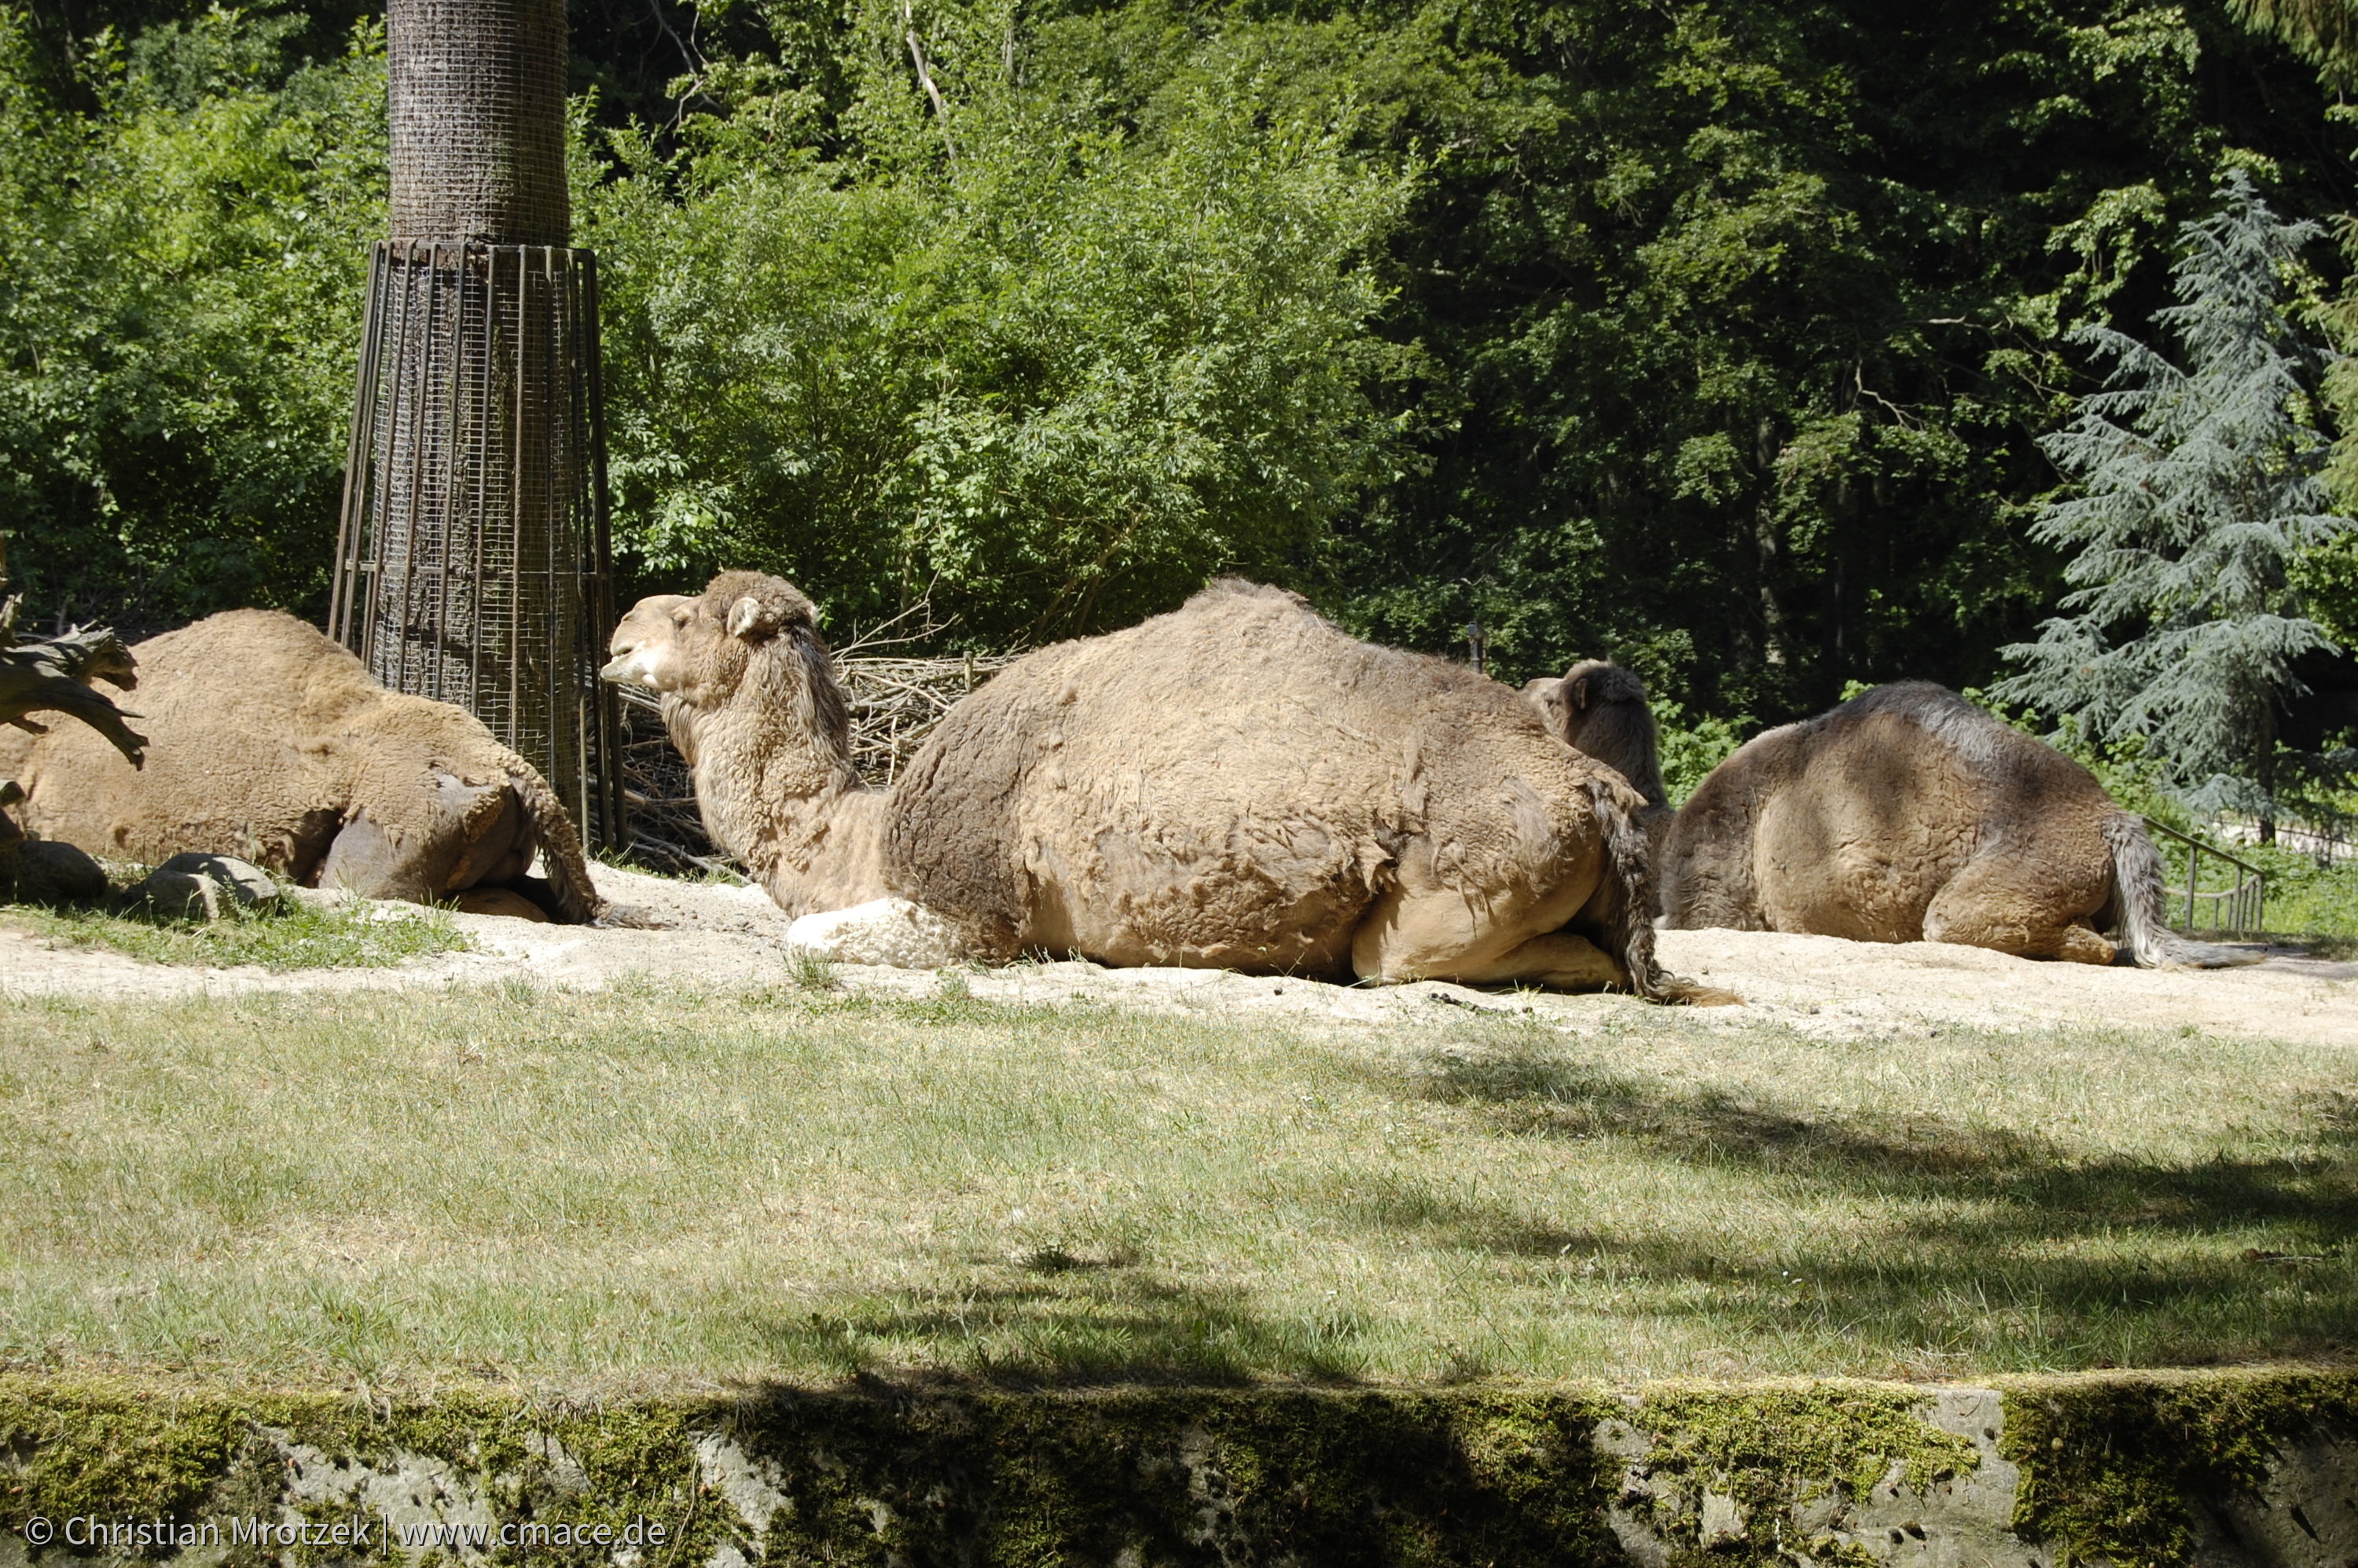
616;650;1013;876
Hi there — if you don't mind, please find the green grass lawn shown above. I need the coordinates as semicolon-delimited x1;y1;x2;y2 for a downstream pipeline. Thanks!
2;888;469;970
4;982;2353;1389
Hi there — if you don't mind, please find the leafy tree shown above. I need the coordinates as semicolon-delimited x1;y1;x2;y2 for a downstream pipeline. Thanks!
1324;0;2355;714
583;39;1412;643
1993;171;2354;832
2230;0;2358;86
3;0;2355;709
0;6;384;630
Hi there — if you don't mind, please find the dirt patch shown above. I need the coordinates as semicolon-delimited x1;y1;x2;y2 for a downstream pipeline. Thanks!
0;865;2347;1044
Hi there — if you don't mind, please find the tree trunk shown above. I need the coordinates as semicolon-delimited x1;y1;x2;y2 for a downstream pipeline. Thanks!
2257;700;2278;845
388;0;569;245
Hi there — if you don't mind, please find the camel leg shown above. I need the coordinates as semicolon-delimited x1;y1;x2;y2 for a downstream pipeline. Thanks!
1921;854;2115;964
1425;929;1629;988
1350;886;1629;990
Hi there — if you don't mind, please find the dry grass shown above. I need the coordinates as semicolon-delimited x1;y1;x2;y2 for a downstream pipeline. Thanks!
2;982;2353;1388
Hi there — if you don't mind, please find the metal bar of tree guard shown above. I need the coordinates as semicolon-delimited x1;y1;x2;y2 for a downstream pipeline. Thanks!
2141;816;2266;935
329;239;622;850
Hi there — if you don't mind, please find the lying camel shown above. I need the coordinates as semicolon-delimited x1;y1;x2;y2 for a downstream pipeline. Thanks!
1658;681;2246;967
1524;659;1673;859
0;609;602;920
604;571;1699;995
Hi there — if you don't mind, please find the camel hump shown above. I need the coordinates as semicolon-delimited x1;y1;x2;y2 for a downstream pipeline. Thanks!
1181;577;1312;614
883;575;1570;963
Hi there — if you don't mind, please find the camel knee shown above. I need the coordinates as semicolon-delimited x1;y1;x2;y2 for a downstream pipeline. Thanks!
2051;923;2118;965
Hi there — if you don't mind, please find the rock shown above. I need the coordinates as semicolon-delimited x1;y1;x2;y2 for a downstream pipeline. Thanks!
1698;1491;1745;1544
127;853;280;920
0;836;108;904
785;898;963;968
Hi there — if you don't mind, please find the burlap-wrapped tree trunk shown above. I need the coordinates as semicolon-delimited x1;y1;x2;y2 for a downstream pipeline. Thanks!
329;0;622;850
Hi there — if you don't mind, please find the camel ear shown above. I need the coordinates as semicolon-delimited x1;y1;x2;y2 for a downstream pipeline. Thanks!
1565;673;1592;712
727;595;773;641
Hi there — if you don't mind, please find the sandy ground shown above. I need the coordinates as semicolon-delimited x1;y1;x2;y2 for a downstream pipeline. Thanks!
0;863;2350;1044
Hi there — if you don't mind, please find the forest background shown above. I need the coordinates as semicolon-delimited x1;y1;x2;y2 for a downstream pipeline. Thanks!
5;0;2358;762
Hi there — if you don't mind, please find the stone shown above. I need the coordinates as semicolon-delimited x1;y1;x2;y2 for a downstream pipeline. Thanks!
0;836;107;904
127;852;280;920
785;897;963;968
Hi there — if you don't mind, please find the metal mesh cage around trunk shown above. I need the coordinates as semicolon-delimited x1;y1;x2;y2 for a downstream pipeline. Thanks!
329;241;623;848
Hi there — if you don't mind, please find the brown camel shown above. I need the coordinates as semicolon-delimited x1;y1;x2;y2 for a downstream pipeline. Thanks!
1658;681;2248;967
605;571;1698;995
1524;659;1675;865
0;609;603;920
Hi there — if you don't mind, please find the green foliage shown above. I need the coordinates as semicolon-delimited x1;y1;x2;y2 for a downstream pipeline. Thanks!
1327;0;2353;719
2;0;2354;719
1653;701;1747;806
0;6;385;630
584;25;1412;642
1996;173;2354;816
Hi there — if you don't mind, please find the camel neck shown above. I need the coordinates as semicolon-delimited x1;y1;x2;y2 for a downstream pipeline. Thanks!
663;688;882;916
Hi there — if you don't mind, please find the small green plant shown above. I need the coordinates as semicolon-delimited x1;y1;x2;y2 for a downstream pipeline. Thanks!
786;946;837;991
1654;700;1748;806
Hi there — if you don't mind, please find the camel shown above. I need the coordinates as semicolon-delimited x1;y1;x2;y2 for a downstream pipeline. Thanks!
604;571;1702;996
1658;681;2250;967
1524;659;1675;862
0;609;603;921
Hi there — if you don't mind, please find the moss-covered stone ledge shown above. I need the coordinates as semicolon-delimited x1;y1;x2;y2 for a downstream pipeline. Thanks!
1;1368;2352;1568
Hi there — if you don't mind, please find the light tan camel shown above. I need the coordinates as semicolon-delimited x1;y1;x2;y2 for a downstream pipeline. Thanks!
601;575;891;918
1658;681;2248;967
605;571;1699;995
0;609;603;921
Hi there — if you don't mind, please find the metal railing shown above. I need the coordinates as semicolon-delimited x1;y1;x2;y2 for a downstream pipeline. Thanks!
2143;817;2265;935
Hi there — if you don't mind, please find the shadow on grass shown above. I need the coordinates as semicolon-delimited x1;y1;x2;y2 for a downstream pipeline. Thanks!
1380;1037;2358;1366
747;1274;1379;1387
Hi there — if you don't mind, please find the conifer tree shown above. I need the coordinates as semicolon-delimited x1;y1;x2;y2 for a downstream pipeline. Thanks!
1995;171;2354;835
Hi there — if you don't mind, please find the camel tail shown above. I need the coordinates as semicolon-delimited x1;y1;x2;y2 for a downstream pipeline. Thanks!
1585;778;1734;1004
2102;813;2261;969
517;768;607;925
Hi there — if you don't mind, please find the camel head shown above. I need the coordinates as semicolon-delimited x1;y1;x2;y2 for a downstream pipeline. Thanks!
1526;659;1668;810
604;571;820;696
603;569;852;761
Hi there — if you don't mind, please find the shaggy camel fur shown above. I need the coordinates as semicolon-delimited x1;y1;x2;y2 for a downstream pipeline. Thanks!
606;572;1691;994
1524;659;1677;872
601;575;890;916
1658;681;2246;967
0;610;602;920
